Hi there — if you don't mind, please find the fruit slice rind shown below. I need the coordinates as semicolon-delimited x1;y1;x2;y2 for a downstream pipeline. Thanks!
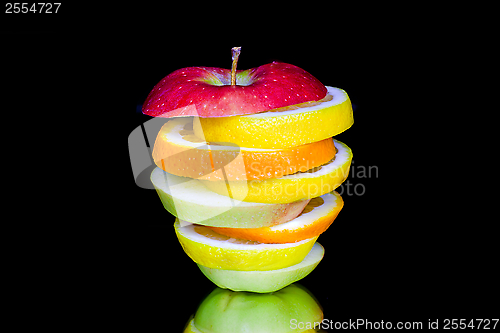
177;220;314;250
193;86;353;149
201;139;352;204
278;139;351;179
245;86;348;118
197;242;324;293
151;167;310;227
174;219;318;271
207;191;343;243
157;117;242;150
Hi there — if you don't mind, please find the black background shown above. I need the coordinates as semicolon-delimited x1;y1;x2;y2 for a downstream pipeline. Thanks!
2;4;496;332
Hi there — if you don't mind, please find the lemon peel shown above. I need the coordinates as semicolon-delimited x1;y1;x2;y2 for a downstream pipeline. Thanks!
174;219;317;271
193;86;353;149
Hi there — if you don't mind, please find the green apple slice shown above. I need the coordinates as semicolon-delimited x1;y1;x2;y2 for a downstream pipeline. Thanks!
197;242;324;293
191;283;323;333
151;167;309;228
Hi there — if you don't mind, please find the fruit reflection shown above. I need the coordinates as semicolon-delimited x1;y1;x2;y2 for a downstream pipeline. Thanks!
183;283;326;333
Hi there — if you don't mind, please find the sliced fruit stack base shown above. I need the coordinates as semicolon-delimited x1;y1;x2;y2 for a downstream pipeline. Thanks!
170;190;343;292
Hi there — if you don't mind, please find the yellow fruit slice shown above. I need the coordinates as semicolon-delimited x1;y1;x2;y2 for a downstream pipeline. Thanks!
174;219;317;271
193;86;353;149
201;139;352;204
208;191;343;243
153;117;336;180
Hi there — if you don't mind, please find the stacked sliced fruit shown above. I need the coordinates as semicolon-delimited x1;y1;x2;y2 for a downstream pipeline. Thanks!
145;56;353;294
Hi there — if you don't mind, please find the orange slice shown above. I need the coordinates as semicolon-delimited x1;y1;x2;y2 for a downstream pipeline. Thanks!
200;139;352;204
207;191;343;244
152;117;336;181
193;86;353;148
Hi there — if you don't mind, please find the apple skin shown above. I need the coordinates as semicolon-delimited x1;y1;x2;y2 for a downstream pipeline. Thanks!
142;62;327;118
192;283;323;333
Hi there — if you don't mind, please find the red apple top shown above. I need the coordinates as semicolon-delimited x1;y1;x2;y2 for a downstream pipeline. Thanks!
142;61;327;118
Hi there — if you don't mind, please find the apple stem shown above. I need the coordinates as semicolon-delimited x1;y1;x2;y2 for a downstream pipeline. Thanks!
231;47;241;86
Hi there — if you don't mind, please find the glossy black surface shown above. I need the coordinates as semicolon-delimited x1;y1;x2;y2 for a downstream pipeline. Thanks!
4;14;496;331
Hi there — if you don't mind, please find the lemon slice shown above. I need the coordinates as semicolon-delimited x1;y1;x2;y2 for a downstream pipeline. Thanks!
201;139;352;203
174;219;317;271
153;117;336;180
193;86;353;149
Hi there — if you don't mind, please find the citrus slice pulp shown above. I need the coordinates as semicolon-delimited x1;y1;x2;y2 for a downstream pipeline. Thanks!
174;219;317;271
207;191;343;243
200;139;352;204
153;117;336;180
193;86;353;149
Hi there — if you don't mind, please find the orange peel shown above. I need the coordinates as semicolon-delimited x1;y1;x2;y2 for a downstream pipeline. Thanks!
152;117;336;181
208;191;343;244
